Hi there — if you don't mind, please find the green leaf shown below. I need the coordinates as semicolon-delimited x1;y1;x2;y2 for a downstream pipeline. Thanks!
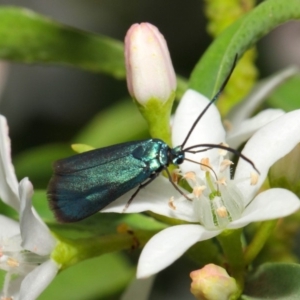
47;213;167;239
243;263;300;299
39;253;134;300
267;75;300;112
0;6;125;78
189;0;300;99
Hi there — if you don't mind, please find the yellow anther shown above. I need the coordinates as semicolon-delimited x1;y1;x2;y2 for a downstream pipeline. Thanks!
216;206;228;218
183;171;197;182
193;185;206;198
220;159;234;172
250;172;259;185
200;158;211;171
7;257;19;268
168;196;176;210
171;169;181;184
218;143;229;156
216;177;227;186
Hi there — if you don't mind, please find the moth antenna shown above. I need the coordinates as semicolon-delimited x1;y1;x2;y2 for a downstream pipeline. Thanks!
181;54;238;149
184;143;260;174
184;157;219;184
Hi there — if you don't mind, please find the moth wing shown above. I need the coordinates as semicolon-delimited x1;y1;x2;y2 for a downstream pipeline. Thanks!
48;140;156;222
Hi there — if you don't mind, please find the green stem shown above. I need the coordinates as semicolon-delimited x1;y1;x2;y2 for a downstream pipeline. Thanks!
135;92;175;147
244;220;277;266
146;211;191;226
51;229;158;270
217;229;245;297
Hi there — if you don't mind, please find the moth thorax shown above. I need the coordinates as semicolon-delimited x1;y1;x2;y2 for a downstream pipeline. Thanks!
169;146;185;165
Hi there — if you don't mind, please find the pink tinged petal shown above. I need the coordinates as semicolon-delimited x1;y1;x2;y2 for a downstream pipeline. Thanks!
226;109;284;149
235;110;300;204
228;188;300;229
172;90;226;175
0;115;19;211
125;23;176;104
19;178;56;255
137;224;220;278
19;259;59;300
227;66;299;127
0;215;20;237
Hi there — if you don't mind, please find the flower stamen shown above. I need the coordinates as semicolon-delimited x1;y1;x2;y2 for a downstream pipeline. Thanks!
220;159;234;172
171;169;181;184
183;171;197;182
250;172;259;185
200;158;211;171
216;177;227;186
6;257;19;268
193;185;206;198
216;206;228;218
218;143;229;156
168;196;176;210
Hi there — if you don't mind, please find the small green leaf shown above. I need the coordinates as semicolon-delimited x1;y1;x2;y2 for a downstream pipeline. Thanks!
243;263;300;299
189;0;300;99
71;143;95;153
0;6;125;78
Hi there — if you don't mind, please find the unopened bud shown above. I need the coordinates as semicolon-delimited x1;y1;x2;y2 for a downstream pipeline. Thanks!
125;22;176;105
190;264;238;300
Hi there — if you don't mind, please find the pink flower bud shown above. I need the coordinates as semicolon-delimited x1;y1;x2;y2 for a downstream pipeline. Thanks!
190;264;238;300
125;23;176;104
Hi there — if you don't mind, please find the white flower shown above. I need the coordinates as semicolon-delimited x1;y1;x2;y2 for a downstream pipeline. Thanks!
225;66;299;149
0;115;58;300
102;89;300;278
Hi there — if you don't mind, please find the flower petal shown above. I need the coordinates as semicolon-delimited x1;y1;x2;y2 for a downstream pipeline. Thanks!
228;188;300;229
137;224;220;278
226;109;284;149
102;176;198;222
172;89;226;175
0;115;19;211
235;110;300;204
19;259;58;300
19;178;56;255
121;276;155;300
0;215;20;238
227;66;299;127
1;273;23;300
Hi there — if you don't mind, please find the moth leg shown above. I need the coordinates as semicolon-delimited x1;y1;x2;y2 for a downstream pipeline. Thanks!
122;172;160;212
163;166;192;201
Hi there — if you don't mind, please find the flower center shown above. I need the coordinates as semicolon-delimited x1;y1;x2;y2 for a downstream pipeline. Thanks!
0;235;49;299
190;156;244;230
